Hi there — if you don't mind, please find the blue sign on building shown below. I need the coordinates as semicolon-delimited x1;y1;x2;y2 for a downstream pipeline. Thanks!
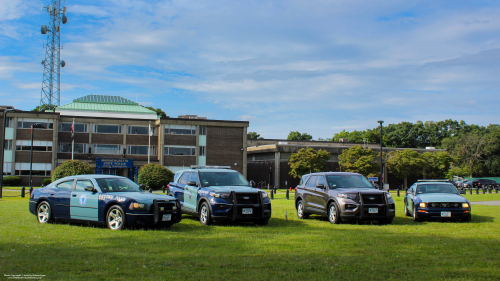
95;158;138;182
368;177;378;182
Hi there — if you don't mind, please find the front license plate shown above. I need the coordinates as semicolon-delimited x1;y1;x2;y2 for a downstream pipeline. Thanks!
369;208;378;214
242;208;253;215
441;211;451;217
162;214;172;221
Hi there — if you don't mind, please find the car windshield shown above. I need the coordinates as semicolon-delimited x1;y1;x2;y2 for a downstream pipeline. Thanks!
199;172;249;187
416;184;459;195
326;175;374;189
96;178;143;193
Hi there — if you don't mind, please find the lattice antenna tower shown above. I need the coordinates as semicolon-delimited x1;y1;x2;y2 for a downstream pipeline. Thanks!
40;0;68;111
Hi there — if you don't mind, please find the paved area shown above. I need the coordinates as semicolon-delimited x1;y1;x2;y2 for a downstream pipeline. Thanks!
471;201;500;206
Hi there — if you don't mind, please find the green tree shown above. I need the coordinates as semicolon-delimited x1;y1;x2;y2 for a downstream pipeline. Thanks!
288;147;330;178
52;160;94;182
385;149;425;188
422;151;452;179
248;132;263;139
138;163;174;189
32;104;57;112
287;131;313;141
338;145;380;177
145;106;168;118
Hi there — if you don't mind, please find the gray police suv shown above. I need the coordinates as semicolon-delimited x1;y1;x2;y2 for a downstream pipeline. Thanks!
294;172;395;224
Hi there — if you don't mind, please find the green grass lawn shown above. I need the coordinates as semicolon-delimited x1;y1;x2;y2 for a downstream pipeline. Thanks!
1;191;500;280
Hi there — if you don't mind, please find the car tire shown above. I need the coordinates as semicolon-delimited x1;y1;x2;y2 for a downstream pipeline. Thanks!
404;203;410;217
461;214;471;222
328;202;342;224
412;206;421;222
297;200;309;219
106;205;126;230
254;218;269;226
199;202;213;226
37;201;53;224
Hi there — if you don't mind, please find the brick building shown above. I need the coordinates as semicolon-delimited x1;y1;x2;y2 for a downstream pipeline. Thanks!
1;95;248;186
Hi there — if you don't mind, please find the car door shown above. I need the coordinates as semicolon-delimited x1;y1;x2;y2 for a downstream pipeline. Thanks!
175;172;191;204
303;176;318;210
311;175;328;212
184;172;201;212
406;184;416;213
50;179;74;219
70;179;99;221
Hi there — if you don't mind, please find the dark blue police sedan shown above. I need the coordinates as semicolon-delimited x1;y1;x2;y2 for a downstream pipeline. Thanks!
29;175;182;230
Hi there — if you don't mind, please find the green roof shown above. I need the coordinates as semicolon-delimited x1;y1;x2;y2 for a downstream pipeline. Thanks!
57;95;157;115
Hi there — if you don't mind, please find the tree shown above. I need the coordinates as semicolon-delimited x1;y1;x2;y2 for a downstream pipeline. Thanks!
338;145;380;177
145;106;168;118
138;163;174;189
52;160;94;182
248;132;264;139
32;105;57;112
422;151;452;179
287;131;313;141
385;149;425;188
288;147;330;178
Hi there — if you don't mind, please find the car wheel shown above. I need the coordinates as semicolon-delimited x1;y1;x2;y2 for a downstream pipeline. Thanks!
412;206;421;222
297;200;309;219
461;214;471;222
328;202;341;224
199;202;213;226
404;203;410;217
254;218;269;226
37;201;53;224
106;205;126;230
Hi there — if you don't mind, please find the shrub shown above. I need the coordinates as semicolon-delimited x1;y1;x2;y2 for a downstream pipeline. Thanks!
52;160;94;182
41;178;52;186
138;164;173;190
2;176;22;186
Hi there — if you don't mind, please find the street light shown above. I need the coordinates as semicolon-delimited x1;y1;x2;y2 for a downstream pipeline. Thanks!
0;108;15;199
29;123;46;189
377;120;384;190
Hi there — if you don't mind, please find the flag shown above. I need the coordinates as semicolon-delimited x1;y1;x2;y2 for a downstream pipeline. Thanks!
149;123;153;136
71;120;75;139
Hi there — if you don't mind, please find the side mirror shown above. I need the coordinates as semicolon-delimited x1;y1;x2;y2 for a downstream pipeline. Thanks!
187;181;197;186
84;186;94;192
316;183;325;189
459;190;466;195
249;180;256;188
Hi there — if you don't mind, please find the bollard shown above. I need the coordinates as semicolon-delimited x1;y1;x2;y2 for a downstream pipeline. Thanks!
489;185;492;194
483;186;486;194
496;187;499;194
21;186;25;198
469;187;472;195
270;191;274;200
162;185;165;193
274;187;277;194
285;210;288;221
286;189;289;200
476;187;479;195
149;188;153;193
397;188;400;197
29;187;33;197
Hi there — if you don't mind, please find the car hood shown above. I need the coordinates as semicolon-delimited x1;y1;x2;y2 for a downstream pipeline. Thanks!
111;192;176;202
417;193;467;203
332;188;384;194
206;186;261;193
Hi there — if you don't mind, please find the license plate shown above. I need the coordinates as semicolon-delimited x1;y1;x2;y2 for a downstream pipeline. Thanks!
242;208;253;215
369;208;378;214
162;214;172;221
441;211;451;217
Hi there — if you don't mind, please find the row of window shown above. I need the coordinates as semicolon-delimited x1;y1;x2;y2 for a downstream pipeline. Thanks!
13;163;52;176
55;143;206;156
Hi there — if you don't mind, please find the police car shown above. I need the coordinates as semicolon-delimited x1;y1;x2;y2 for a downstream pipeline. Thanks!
167;166;272;225
29;175;182;230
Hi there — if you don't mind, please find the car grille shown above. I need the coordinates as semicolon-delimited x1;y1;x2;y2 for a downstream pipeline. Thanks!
235;193;260;204
361;194;384;204
152;201;176;212
428;202;461;208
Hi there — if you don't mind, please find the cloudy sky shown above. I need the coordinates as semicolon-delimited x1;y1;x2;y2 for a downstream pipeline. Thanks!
1;0;499;139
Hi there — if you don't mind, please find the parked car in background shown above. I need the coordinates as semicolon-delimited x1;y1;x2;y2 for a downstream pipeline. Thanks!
462;180;473;189
29;175;182;230
167;166;271;225
404;180;471;222
294;172;395;224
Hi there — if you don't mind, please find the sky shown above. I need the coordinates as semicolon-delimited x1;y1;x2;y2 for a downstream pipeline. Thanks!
1;0;500;139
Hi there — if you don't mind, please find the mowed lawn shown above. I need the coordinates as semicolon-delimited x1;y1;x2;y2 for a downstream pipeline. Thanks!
1;190;500;280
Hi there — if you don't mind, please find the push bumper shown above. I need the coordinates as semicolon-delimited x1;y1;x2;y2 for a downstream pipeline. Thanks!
126;199;182;226
211;191;272;221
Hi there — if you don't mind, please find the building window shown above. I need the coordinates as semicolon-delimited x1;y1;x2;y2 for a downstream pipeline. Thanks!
15;163;52;176
59;122;89;133
93;144;122;155
58;143;88;153
165;124;196;135
93;124;123;134
127;145;157;155
199;146;206;156
3;162;12;175
199;126;207;135
4;140;13;150
127;125;156;135
164;145;195;156
6;117;14;128
17;118;54;129
16;140;53;152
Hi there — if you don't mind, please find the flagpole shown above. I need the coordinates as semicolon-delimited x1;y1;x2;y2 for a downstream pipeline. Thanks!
71;119;75;160
148;122;151;164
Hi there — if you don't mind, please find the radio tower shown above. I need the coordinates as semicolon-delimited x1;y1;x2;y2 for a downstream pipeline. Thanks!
40;0;68;111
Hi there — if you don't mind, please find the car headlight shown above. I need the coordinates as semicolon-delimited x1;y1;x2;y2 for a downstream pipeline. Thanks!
211;192;231;199
386;193;392;199
129;202;147;210
462;203;470;208
337;193;357;200
261;192;268;198
419;202;427;208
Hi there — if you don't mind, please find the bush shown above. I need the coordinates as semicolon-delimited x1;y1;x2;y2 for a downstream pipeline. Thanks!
41;178;52;186
138;164;173;190
52;160;94;182
2;176;22;186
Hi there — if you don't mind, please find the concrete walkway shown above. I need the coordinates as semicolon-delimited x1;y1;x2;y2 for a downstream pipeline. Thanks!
471;201;500;206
